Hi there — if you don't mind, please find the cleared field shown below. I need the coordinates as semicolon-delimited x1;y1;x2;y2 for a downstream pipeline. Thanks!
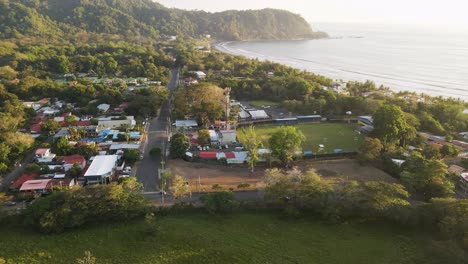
253;123;364;153
0;213;464;264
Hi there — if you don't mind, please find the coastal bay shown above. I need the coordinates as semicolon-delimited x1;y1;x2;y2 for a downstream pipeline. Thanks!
215;23;468;101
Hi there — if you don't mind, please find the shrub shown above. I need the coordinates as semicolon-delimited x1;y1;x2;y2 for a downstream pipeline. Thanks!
24;178;149;233
237;183;250;189
212;184;223;190
200;192;235;214
149;147;161;157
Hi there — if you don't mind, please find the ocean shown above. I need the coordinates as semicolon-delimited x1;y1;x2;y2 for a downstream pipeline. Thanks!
216;23;468;101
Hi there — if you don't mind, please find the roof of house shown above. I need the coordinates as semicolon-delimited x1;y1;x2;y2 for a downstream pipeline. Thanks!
50;178;73;188
239;110;250;119
248;110;269;120
175;120;198;127
35;148;50;155
84;155;118;177
30;123;43;133
10;174;38;189
97;104;111;112
109;144;140;150
225;152;235;159
461;173;468;182
199;152;217;159
448;165;466;174
20;179;52;191
62;155;86;165
75;120;92;127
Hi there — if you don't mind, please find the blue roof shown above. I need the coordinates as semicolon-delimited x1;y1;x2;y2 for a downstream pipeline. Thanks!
98;129;111;137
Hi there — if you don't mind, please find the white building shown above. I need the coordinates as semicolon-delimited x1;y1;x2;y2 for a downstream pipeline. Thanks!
84;155;119;184
195;71;206;79
35;148;57;163
98;116;136;129
248;110;269;120
460;132;468;139
97;104;111;113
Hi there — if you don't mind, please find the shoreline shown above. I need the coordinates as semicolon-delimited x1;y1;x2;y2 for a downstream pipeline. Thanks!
213;41;467;102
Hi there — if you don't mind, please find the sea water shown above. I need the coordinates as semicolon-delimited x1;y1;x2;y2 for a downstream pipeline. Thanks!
217;23;468;101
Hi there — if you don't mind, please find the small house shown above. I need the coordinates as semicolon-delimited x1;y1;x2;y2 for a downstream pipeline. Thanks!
97;104;111;113
35;148;56;163
195;71;206;79
19;179;53;194
84;155;119;185
60;155;86;171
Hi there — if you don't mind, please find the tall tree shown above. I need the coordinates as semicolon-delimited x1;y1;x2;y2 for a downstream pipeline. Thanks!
357;138;383;164
400;152;453;200
198;129;210;146
170;175;191;200
373;105;411;148
169;133;189;159
269;126;305;167
237;126;262;172
52;136;72;156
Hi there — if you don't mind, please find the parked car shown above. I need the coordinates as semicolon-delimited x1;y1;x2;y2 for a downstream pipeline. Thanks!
5;201;16;206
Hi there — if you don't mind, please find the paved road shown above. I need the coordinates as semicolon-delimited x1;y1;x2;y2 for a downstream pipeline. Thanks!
136;68;178;192
144;190;263;206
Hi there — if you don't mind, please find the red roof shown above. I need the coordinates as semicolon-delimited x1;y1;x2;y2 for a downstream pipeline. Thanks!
49;179;73;188
30;123;42;133
75;120;91;126
35;148;50;155
58;120;92;127
20;179;52;191
61;112;71;117
199;152;217;159
190;138;199;145
225;152;235;159
119;102;129;108
62;155;86;166
10;174;38;190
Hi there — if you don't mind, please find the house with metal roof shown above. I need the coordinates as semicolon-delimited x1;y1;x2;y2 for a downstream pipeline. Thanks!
84;155;119;185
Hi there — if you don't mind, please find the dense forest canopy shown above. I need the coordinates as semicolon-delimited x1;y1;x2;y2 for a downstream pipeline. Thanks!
0;0;326;42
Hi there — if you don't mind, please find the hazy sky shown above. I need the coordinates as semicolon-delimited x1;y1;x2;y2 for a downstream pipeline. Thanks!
155;0;468;27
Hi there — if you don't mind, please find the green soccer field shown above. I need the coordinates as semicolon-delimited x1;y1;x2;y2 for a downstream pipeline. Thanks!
252;123;364;153
248;100;281;107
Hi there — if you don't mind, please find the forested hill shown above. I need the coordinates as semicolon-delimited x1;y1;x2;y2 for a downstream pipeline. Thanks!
0;0;326;42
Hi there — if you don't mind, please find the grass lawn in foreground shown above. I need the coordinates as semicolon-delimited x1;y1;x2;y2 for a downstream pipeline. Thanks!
248;100;280;107
0;212;462;264
253;123;364;153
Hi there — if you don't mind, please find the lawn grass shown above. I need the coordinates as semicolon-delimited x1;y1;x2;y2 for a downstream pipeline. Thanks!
248;100;280;107
0;212;462;264
253;123;364;153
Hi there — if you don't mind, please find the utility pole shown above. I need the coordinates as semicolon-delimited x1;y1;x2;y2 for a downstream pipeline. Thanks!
198;175;201;193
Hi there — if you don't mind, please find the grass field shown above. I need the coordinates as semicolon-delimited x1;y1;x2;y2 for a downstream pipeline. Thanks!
248;100;280;107
0;213;463;264
253;123;364;153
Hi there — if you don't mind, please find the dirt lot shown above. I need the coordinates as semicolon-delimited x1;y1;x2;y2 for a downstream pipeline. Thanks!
300;159;399;184
169;160;263;192
169;159;398;192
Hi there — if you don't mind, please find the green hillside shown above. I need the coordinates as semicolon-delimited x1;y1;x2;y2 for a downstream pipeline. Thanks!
0;0;327;42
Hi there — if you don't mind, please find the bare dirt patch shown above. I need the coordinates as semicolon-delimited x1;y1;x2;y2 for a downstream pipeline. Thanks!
168;158;398;192
301;159;399;184
169;159;263;192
